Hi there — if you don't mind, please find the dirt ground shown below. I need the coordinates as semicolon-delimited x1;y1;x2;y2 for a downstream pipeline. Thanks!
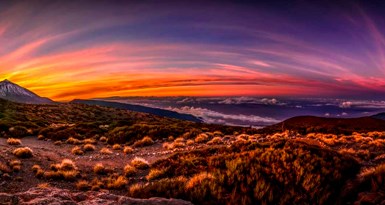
0;136;177;195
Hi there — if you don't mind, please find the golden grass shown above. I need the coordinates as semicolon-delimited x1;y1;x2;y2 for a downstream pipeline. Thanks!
133;136;154;147
31;165;41;173
100;147;113;154
146;168;167;181
37;183;50;188
106;175;128;189
186;140;194;146
42;159;79;181
99;136;108;142
94;163;106;175
76;180;90;191
112;144;122;150
207;137;222;145
195;133;209;143
0;162;11;173
13;147;33;158
66;137;82;145
131;157;150;169
185;172;215;190
71;146;84;155
83;144;96;151
54;141;62;146
83;138;97;144
7;138;21;145
123;146;134;154
10;160;22;172
124;164;137;177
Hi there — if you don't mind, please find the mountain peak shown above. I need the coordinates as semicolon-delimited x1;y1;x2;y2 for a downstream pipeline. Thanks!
0;80;53;104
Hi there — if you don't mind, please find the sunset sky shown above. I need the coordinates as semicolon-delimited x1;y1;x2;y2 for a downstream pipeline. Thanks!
1;0;385;101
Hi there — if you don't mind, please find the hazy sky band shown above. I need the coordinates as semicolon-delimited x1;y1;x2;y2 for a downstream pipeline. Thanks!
1;0;385;100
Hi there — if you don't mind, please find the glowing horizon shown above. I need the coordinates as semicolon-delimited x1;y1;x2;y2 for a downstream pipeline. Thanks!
1;1;385;101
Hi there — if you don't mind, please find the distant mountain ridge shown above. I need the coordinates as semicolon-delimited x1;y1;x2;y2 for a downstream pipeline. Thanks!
71;99;203;123
371;112;385;121
0;79;53;104
260;115;385;134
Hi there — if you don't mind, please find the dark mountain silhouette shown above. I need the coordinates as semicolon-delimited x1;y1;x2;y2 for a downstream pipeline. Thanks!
260;115;385;134
71;99;202;123
0;79;53;104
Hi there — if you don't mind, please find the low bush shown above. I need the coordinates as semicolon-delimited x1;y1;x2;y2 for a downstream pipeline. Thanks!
13;147;33;158
7;138;21;145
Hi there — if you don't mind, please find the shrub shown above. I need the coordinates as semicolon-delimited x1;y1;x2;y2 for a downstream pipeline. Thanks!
13;147;33;158
112;144;122;150
60;159;77;171
100;148;113;154
124;165;137;177
10;160;22;172
7;138;21;145
0;163;11;173
71;146;84;155
76;180;90;191
195;133;209;143
106;175;128;189
123;146;134;154
131;157;150;170
133;136;154;147
66;137;82;145
42;159;79;181
94;163;106;175
31;165;42;173
207;137;222;145
100;136;108;142
146;168;167;181
54;141;62;146
83;138;96;144
37;135;45;140
83;144;96;152
186;140;194;146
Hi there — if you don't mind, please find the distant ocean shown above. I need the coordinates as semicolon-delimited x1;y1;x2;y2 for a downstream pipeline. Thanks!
96;97;385;128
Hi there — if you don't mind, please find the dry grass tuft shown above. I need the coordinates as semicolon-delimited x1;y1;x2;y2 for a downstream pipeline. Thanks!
106;175;128;189
71;146;84;155
207;137;222;145
112;144;122;150
83;144;96;152
76;180;90;191
186;140;194;146
195;133;209;143
10;160;22;172
185;172;215;190
100;147;113;154
7;138;21;145
99;136;108;142
133;136;154;147
94;163;106;175
146;168;167;181
131;157;150;170
124;164;137;177
66;137;82;145
83;138;97;144
54;141;62;146
123;146;134;154
0;162;11;173
13;147;33;158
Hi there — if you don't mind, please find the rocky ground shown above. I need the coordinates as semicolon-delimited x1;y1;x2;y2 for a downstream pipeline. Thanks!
0;187;192;205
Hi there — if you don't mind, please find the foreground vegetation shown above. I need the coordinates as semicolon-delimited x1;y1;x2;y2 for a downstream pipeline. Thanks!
1;99;385;204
